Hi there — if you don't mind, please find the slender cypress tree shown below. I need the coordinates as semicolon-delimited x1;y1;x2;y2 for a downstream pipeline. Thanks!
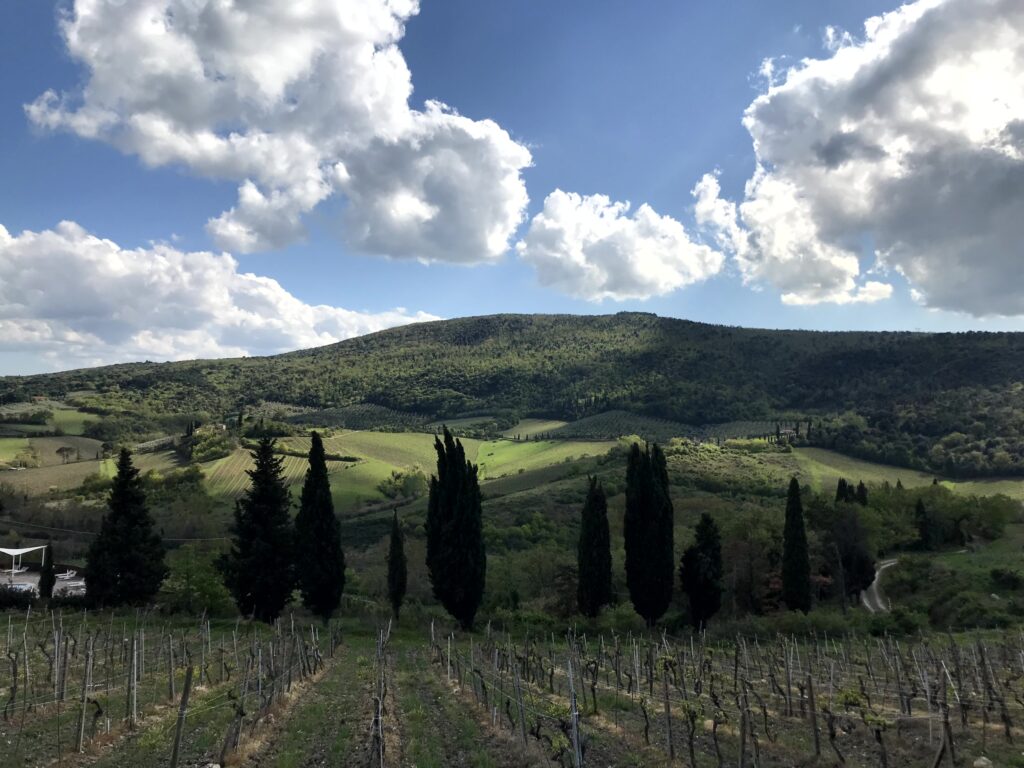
387;510;407;620
835;478;849;503
782;477;812;613
426;427;486;630
219;438;294;623
38;543;56;601
915;498;938;550
577;476;612;618
679;513;723;629
855;481;869;506
294;432;345;623
624;442;674;627
84;449;167;608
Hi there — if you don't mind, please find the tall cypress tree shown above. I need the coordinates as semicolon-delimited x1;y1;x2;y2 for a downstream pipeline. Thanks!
680;513;723;630
219;438;294;623
38;543;56;601
85;449;167;608
426;427;486;630
577;476;612;618
294;432;345;623
387;510;408;620
782;477;812;613
624;443;674;627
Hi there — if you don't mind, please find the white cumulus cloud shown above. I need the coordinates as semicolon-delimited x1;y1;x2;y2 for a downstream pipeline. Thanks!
26;0;531;262
695;0;1024;313
0;221;437;370
516;190;724;301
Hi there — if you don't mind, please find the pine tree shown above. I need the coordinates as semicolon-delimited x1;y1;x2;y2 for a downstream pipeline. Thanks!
426;427;486;630
38;543;56;601
387;510;407;620
85;449;167;608
679;513;723;629
294;432;345;623
219;438;294;623
577;476;612;618
624;442;674;627
781;477;811;613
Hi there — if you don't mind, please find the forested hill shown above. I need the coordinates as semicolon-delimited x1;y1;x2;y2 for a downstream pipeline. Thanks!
4;313;1024;476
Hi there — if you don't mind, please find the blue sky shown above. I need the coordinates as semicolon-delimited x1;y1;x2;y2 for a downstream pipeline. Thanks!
2;0;1023;374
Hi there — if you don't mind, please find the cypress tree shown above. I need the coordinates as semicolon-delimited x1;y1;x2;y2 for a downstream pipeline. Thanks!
835;478;848;503
426;427;486;630
387;510;407;620
577;476;612;618
84;449;167;608
855;481;869;506
38;543;56;601
679;513;723;630
624;442;674;627
294;432;345;623
915;498;938;550
219;438;294;623
781;477;811;613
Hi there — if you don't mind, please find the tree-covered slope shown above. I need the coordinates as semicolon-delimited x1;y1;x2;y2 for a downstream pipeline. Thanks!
4;312;1024;476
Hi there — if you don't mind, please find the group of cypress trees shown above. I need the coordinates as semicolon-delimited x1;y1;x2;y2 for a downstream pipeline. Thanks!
575;443;726;629
220;433;346;624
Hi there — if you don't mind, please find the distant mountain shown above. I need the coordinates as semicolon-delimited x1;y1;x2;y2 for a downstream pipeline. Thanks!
4;313;1024;476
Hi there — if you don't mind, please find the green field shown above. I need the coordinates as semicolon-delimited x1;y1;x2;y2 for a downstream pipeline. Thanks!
0;450;177;495
501;418;568;438
475;438;617;479
793;447;1024;499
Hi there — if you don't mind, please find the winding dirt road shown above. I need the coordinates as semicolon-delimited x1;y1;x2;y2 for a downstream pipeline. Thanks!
862;558;898;613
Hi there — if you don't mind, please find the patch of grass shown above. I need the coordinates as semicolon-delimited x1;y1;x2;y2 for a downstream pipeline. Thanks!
0;437;28;462
49;407;96;435
476;439;616;480
501;418;568;439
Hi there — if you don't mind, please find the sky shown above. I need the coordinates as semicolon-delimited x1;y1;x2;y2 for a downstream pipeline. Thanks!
1;0;1023;375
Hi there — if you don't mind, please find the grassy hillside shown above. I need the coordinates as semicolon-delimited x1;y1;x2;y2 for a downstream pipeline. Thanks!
4;313;1024;476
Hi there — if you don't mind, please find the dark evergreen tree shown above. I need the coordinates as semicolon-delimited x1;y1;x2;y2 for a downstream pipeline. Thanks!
294;432;345;623
679;513;723;629
829;506;875;601
855;481;869;506
387;510;407;620
38;543;56;601
624;442;674;627
84;449;167;608
835;478;849;503
915;498;939;550
425;427;486;630
219;438;294;623
577;476;612;618
782;477;811;613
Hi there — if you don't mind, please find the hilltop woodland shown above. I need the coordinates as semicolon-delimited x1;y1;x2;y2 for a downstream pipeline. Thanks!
5;313;1024;477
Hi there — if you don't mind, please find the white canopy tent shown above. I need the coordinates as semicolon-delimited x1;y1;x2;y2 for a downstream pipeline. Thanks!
0;545;46;576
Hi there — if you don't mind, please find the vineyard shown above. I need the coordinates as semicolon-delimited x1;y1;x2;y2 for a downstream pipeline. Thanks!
426;625;1024;767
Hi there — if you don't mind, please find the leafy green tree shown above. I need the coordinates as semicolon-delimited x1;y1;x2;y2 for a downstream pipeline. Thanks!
387;510;408;620
624;443;674;627
577;476;612;618
294;432;345;623
85;449;167;608
159;544;234;615
426;427;486;630
782;477;811;613
38;543;55;601
680;513;723;629
219;438;294;623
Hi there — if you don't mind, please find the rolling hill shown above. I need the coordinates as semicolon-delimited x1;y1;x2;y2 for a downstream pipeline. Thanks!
3;312;1024;476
